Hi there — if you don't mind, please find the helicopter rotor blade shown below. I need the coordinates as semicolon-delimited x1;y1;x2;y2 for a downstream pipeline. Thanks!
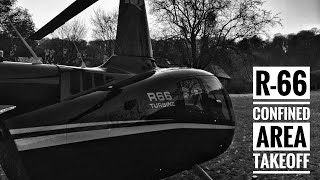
30;0;98;40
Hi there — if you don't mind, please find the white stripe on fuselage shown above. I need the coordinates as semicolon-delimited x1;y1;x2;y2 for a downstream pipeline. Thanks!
9;119;172;135
0;105;16;115
14;123;234;151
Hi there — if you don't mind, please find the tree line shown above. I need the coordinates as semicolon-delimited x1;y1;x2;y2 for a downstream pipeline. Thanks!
1;0;319;92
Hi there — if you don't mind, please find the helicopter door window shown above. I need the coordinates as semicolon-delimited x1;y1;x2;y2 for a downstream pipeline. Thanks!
60;72;70;100
94;73;104;87
83;72;93;91
70;70;81;94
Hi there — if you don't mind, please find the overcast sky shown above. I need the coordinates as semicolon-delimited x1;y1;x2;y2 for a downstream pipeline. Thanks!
16;0;320;40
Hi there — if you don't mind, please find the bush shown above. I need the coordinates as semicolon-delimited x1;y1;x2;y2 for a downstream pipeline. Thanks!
226;79;252;94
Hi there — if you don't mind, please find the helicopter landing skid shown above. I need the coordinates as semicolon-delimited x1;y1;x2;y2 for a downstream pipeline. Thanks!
192;165;259;180
192;165;213;180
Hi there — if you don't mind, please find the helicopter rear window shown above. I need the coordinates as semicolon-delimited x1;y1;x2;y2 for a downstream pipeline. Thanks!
70;71;81;94
94;73;104;86
178;76;232;121
83;72;92;90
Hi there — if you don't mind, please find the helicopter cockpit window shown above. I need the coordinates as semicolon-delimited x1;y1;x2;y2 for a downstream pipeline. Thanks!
180;78;203;106
202;76;232;121
178;76;231;121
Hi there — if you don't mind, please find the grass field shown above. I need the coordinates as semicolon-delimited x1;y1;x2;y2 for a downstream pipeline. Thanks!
166;91;320;180
1;92;319;180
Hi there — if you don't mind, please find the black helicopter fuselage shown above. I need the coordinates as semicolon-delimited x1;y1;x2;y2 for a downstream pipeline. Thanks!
0;0;236;179
0;60;235;180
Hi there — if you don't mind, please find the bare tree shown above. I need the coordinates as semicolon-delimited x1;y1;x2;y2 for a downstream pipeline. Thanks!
149;0;281;69
52;18;88;41
50;18;88;65
91;8;117;57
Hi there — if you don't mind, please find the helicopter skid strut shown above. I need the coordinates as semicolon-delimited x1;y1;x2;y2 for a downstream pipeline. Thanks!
192;164;213;180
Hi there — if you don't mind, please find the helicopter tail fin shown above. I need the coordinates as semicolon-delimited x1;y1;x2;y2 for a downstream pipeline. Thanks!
30;0;153;59
102;0;156;74
29;0;156;73
114;0;153;58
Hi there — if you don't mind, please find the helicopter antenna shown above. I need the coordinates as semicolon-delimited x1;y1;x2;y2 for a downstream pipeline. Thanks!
6;17;42;64
70;39;86;68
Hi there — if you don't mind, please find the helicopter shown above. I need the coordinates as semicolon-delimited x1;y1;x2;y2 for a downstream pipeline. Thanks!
0;0;235;179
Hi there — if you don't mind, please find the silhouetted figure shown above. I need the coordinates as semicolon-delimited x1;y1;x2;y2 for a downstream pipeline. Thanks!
0;50;4;62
